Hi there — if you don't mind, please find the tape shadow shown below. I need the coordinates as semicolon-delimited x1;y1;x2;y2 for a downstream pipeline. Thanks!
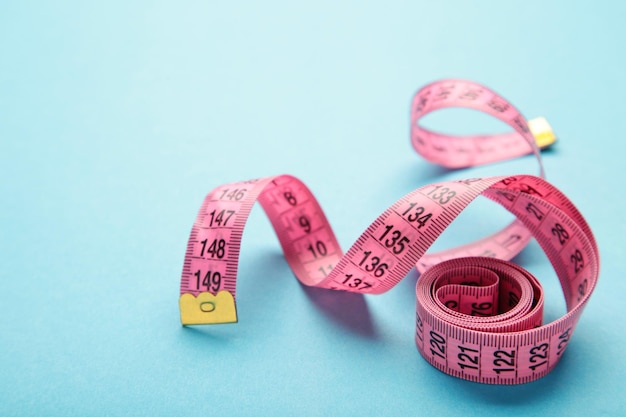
300;284;378;339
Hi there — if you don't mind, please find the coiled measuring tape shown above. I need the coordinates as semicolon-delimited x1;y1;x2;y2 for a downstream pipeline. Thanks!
179;79;599;384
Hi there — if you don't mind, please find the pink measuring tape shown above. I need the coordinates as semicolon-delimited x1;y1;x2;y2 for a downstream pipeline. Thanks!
179;79;599;384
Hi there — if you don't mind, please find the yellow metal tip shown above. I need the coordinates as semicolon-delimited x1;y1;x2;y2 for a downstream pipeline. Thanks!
528;117;557;149
180;291;238;325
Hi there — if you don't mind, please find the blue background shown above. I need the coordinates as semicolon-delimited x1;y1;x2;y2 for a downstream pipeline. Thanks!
1;1;625;415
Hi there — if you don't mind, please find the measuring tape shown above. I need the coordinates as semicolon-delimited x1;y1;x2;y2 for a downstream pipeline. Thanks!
179;79;599;384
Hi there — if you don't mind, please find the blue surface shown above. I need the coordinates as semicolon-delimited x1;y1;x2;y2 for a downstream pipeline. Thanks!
1;1;625;415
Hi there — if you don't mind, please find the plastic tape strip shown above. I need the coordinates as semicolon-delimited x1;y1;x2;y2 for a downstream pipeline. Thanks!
178;79;597;384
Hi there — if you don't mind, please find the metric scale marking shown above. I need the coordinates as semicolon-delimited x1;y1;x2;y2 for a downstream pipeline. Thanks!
178;79;598;384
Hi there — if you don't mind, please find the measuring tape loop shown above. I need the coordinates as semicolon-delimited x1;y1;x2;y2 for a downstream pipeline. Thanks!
411;78;553;174
179;79;598;384
409;79;556;273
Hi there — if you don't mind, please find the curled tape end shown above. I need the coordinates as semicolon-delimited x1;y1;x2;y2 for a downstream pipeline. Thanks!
179;291;238;325
528;116;557;149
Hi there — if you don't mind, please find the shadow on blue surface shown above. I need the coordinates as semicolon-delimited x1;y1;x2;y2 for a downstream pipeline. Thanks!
178;325;236;344
300;285;377;339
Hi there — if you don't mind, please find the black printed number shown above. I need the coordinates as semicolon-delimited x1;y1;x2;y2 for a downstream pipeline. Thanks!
194;269;221;292
571;249;584;273
429;331;446;360
577;278;588;301
528;343;548;371
457;346;479;371
379;225;410;254
298;215;311;233
493;350;515;374
219;188;246;201
551;223;570;245
470;302;492;317
427;185;456;204
342;274;373;290
208;209;235;227
358;251;389;277
307;241;328;258
401;203;433;228
200;238;226;258
283;191;297;206
525;202;544;221
557;328;571;356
